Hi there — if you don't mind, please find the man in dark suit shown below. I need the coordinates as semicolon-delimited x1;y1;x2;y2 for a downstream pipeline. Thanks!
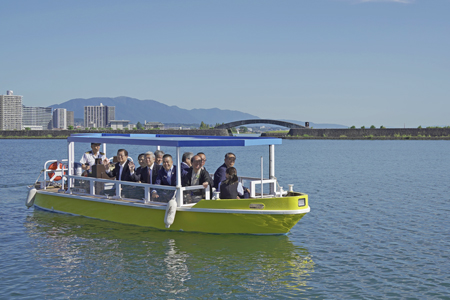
103;149;140;182
152;154;177;202
135;153;146;178
155;154;177;186
181;152;193;174
140;152;162;184
213;152;236;189
103;149;139;198
213;152;250;198
154;150;165;165
182;155;213;202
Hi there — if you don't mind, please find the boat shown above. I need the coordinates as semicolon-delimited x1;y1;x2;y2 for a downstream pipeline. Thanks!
26;133;310;235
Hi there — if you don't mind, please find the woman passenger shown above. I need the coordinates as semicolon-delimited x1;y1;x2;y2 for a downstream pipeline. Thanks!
218;167;246;199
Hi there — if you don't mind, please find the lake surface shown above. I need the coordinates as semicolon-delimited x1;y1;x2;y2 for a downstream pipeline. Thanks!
1;139;449;299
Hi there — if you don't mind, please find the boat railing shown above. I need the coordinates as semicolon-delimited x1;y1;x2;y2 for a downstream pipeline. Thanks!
239;176;280;198
61;174;210;206
39;162;281;201
43;159;69;183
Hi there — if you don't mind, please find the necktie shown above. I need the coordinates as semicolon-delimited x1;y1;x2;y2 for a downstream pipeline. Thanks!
148;168;152;184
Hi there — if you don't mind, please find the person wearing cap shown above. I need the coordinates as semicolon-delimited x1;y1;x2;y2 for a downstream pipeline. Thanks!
80;143;107;175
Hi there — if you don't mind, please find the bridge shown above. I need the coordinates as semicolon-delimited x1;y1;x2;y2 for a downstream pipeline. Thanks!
215;119;305;129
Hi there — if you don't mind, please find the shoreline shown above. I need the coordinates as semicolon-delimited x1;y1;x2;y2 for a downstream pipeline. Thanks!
0;129;229;139
263;127;450;140
1;128;450;140
282;136;450;140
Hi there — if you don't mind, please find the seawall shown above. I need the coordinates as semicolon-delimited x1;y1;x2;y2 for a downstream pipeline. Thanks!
3;128;450;140
263;128;450;139
0;129;229;139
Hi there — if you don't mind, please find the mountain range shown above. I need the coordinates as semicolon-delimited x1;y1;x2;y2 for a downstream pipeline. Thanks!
50;96;258;125
50;96;348;128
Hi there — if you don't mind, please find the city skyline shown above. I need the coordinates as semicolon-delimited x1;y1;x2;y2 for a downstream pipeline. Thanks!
1;0;449;128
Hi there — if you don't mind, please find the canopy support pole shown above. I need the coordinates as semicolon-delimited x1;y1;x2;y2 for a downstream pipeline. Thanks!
176;146;182;207
269;144;275;194
67;141;74;190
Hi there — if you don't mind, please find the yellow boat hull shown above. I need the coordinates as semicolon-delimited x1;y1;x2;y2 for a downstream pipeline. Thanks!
33;191;309;235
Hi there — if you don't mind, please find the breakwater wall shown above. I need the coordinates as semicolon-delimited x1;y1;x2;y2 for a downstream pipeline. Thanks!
262;128;450;139
0;129;229;138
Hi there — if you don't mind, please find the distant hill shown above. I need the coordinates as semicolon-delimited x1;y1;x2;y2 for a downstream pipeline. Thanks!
49;96;348;128
50;96;259;125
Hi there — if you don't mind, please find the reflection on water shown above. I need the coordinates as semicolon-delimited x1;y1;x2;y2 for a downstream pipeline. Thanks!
24;209;314;299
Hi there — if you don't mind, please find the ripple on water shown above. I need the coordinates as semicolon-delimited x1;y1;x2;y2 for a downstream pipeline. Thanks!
1;139;450;299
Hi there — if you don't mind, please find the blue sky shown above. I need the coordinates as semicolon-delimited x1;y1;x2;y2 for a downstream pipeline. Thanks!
1;0;449;127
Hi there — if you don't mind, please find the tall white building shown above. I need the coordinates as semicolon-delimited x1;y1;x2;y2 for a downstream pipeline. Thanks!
66;110;74;128
84;103;115;128
0;90;23;130
22;106;52;130
53;108;67;129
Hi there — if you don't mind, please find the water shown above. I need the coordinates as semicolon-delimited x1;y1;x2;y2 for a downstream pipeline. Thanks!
1;139;449;299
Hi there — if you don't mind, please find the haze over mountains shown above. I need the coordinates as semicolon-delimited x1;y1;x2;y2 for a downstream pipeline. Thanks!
50;96;258;125
50;96;347;128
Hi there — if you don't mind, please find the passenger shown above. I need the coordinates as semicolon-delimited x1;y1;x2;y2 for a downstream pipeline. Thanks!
140;152;162;184
218;167;249;199
197;152;207;170
135;153;146;178
197;152;213;181
213;152;236;189
102;149;139;182
80;143;107;175
181;152;194;174
152;154;176;201
155;150;165;165
182;155;213;201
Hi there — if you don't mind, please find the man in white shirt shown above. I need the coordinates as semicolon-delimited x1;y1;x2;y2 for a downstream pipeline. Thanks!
80;143;106;175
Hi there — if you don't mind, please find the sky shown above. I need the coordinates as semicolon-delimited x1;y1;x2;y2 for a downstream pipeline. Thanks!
1;0;449;127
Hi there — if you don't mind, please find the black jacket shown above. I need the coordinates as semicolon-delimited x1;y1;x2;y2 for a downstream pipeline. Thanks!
182;167;213;197
107;161;139;182
139;164;163;184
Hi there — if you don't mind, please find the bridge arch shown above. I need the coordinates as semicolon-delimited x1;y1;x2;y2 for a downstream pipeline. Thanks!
215;119;305;129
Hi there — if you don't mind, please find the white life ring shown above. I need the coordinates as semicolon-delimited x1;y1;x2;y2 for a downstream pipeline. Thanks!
26;188;37;208
164;199;177;228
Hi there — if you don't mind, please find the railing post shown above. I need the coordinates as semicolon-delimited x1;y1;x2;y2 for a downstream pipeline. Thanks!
145;186;150;203
113;182;121;199
269;144;275;195
250;181;256;198
90;179;95;195
67;141;75;190
205;185;210;200
260;156;264;198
